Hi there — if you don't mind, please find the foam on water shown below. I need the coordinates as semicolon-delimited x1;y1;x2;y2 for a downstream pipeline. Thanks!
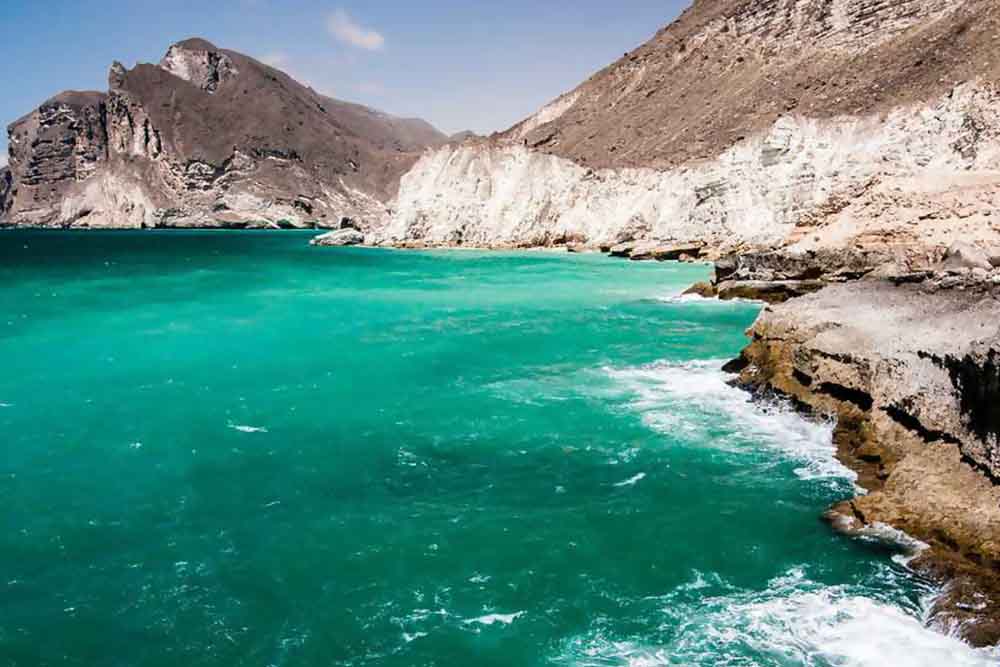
854;522;931;567
614;473;648;488
657;293;760;306
462;612;525;627
227;423;269;434
555;570;999;667
603;359;853;484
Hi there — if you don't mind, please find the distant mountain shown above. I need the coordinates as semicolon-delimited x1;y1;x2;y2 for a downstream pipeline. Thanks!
448;130;480;144
0;38;448;229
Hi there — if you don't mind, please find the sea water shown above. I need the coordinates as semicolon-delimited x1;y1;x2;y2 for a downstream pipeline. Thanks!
0;231;995;666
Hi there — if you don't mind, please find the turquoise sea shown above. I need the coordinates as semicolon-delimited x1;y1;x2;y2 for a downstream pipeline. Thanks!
0;231;995;666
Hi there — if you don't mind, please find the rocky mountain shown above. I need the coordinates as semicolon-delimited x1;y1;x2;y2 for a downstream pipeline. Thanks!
0;38;448;229
383;0;1000;255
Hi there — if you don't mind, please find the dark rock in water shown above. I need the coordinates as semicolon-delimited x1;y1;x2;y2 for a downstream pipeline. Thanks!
682;281;717;298
2;38;448;230
716;279;826;304
721;355;749;375
736;281;1000;646
609;242;635;258
310;229;365;247
628;242;704;262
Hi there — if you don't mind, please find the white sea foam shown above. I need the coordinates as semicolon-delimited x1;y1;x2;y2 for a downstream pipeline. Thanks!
554;570;999;667
463;612;524;627
0;402;12;408
656;293;760;306
603;359;852;484
228;423;269;434
614;473;647;488
854;522;931;567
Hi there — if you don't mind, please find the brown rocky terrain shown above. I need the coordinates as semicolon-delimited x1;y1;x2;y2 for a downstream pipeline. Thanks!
0;38;447;230
726;277;1000;644
385;1;1000;260
508;0;1000;170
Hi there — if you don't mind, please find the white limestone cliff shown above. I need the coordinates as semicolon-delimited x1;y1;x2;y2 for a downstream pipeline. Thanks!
381;84;1000;252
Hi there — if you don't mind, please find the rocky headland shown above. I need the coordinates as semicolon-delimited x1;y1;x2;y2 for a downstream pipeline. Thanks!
0;39;448;231
721;273;1000;644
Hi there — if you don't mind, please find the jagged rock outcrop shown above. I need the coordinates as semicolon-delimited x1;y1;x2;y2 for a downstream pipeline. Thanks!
309;228;366;247
732;280;1000;644
4;91;109;227
1;38;447;229
0;167;12;220
382;0;1000;256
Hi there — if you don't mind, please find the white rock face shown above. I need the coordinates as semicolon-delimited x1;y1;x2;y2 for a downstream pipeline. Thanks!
382;84;1000;251
159;44;238;94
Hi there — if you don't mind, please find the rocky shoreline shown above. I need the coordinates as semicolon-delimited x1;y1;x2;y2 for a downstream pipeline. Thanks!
340;235;1000;644
697;252;1000;646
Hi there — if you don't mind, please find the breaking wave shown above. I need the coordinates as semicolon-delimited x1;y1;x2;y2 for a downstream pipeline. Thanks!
603;359;853;484
554;569;999;667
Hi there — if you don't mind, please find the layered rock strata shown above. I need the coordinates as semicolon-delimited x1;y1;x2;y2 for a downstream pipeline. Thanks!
731;279;1000;645
2;39;447;230
381;0;1000;256
382;82;1000;252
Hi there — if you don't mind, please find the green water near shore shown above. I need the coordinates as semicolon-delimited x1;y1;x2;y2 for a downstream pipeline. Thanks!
1;231;995;666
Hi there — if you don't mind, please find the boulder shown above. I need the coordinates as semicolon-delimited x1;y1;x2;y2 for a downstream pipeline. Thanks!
985;244;1000;269
609;243;635;258
716;279;826;304
310;229;365;247
714;256;738;282
682;281;717;298
628;242;704;262
939;241;993;273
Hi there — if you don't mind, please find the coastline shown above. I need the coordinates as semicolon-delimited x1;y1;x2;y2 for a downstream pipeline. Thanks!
722;279;1000;646
5;225;999;647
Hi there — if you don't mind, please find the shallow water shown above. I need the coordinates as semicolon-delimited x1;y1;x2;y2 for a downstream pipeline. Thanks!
0;231;994;666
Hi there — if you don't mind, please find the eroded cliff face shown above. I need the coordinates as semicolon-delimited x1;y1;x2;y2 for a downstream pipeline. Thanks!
383;0;1000;253
734;281;1000;644
1;39;447;230
4;92;109;227
515;0;998;170
384;83;1000;251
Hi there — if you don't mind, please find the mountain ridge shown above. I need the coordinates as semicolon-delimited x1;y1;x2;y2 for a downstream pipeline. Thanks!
1;38;447;230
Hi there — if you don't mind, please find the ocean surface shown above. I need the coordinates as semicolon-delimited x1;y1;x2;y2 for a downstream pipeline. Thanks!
1;231;996;667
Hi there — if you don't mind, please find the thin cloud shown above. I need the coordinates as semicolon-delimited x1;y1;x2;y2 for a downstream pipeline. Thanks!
260;52;290;68
0;153;7;169
357;81;385;95
327;9;385;51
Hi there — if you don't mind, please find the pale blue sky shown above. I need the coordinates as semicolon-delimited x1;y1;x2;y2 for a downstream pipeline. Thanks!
1;1;688;165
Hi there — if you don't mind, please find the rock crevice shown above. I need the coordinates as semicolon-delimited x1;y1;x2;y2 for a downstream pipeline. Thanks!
732;281;1000;644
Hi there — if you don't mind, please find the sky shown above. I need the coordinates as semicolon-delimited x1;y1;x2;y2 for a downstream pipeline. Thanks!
0;1;689;167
